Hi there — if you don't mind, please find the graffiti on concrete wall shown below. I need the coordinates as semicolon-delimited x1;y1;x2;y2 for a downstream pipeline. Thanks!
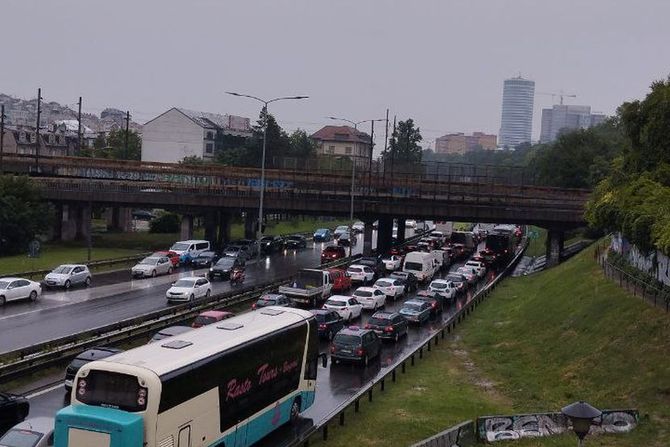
612;234;670;286
478;409;638;443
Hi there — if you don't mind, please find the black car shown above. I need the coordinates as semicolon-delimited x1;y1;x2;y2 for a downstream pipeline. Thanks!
446;272;468;293
252;293;293;310
190;250;220;268
208;257;244;280
260;235;284;253
358;256;385;278
64;347;123;392
330;327;381;366
0;392;29;436
311;309;344;340
365;311;408;342
233;239;260;258
284;234;307;249
389;271;419;293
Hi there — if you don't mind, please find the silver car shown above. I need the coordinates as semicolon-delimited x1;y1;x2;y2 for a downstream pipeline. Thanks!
0;417;54;447
131;256;173;278
43;264;91;289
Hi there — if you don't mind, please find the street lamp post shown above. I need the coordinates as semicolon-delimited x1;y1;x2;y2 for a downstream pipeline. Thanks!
561;401;602;447
327;116;384;256
225;92;308;262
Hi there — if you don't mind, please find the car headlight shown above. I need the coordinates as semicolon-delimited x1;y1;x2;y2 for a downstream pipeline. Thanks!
209;267;214;271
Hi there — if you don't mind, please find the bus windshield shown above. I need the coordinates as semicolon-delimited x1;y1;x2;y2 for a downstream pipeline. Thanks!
77;370;147;412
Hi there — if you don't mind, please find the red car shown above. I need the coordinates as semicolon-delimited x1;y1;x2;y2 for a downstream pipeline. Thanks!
192;310;234;328
328;268;352;293
321;245;346;264
152;250;180;267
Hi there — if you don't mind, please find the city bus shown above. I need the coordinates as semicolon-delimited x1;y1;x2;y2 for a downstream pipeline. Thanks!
55;307;324;447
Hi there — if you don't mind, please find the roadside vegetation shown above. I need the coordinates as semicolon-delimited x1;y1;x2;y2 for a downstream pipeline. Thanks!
309;246;670;447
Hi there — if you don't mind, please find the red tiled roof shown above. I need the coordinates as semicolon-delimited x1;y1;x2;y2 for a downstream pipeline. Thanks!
310;125;371;144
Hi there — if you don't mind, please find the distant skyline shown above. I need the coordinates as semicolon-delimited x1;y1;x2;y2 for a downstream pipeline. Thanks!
2;0;669;152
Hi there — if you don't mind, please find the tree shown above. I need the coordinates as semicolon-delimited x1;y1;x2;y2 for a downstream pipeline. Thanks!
150;212;180;233
288;129;317;158
179;156;206;165
105;128;142;160
385;119;423;164
0;175;52;256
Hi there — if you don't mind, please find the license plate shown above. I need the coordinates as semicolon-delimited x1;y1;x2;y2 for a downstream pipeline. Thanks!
340;349;351;354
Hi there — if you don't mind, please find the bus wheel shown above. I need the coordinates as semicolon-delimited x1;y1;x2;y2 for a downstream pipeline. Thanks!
290;398;302;424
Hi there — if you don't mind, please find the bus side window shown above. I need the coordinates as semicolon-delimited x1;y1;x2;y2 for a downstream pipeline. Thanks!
304;319;318;380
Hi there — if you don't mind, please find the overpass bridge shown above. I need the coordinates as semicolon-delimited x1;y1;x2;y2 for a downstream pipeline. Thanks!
3;155;590;265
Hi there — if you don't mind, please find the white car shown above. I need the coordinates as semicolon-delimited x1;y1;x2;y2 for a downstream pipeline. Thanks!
373;278;405;300
346;264;376;284
465;260;487;278
352;221;365;233
44;264;91;289
382;255;403;271
352;286;387;310
334;225;350;238
323;295;363;321
0;417;54;447
0;277;41;306
428;279;457;300
166;276;212;303
132;256;173;278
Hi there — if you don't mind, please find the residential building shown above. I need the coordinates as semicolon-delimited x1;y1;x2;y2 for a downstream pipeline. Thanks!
540;105;607;143
435;132;497;154
0;125;76;157
499;76;535;147
141;108;251;163
310;125;372;168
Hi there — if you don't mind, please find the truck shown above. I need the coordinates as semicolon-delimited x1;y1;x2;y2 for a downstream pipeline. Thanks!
483;231;515;266
278;268;333;308
449;231;476;256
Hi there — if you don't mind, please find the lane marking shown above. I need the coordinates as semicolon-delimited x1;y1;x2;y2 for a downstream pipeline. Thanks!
26;382;64;399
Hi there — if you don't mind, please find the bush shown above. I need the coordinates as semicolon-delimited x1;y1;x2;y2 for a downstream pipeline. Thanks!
150;213;180;234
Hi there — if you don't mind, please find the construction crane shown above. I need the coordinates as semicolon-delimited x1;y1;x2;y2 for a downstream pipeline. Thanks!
536;90;577;105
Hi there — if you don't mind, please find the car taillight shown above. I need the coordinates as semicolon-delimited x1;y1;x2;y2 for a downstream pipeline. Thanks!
355;347;365;356
364;324;371;329
251;303;256;310
330;345;336;353
319;324;327;330
384;326;394;332
431;302;437;308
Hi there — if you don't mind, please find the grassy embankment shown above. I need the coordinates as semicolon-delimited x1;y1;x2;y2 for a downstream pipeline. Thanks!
308;245;670;446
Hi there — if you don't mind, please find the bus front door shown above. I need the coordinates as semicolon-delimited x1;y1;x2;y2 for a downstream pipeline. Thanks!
178;425;191;447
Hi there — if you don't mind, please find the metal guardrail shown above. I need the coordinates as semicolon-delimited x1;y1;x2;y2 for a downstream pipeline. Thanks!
523;240;592;275
286;233;530;446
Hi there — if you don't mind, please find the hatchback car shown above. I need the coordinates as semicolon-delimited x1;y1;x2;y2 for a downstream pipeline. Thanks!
428;279;457;301
131;256;173;278
284;234;308;249
330;327;381;366
223;245;249;262
166;277;211;303
190;250;221;268
252;293;293;310
311;309;344;340
352;287;387;311
0;417;54;447
465;260;487;278
365;311;409;342
64;346;123;391
321;245;346;263
346;264;375;285
389;271;419;293
313;228;333;242
333;225;350;238
148;325;193;343
337;232;356;247
373;278;405;300
456;267;478;285
399;299;432;324
382;255;403;271
0;393;29;437
43;264;91;289
446;272;468;293
192;310;234;328
414;293;443;316
0;278;41;306
208;257;244;280
323;295;362;321
152;250;180;267
232;239;260;258
328;268;352;293
358;256;385;278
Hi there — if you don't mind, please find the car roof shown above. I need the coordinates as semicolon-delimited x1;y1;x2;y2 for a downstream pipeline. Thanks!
311;309;335;315
197;310;232;318
259;293;284;300
327;295;352;302
431;279;450;283
173;276;206;282
55;264;85;268
0;277;30;282
403;299;426;306
347;264;366;269
354;286;377;292
76;347;122;360
11;417;54;434
337;327;371;336
370;311;397;319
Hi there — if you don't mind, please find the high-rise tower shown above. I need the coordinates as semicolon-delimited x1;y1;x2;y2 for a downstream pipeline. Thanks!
499;76;535;147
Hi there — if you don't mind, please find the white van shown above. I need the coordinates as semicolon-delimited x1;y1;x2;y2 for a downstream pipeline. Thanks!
403;251;438;282
169;240;210;264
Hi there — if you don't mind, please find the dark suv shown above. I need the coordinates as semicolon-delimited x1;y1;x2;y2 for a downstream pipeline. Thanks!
0;392;29;436
358;256;385;278
208;256;244;280
330;327;381;366
389;271;419;293
365;311;408;342
64;347;123;392
311;309;345;340
260;235;284;253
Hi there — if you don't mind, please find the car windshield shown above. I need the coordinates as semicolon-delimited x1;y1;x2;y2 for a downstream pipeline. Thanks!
0;429;43;447
215;258;235;267
198;251;215;258
324;247;340;253
404;262;423;271
315;229;327;234
257;298;276;306
170;243;190;251
431;282;448;289
325;300;345;307
261;237;274;242
447;274;463;282
0;281;9;290
347;267;362;273
314;313;327;322
193;316;216;326
403;303;423;312
139;258;159;265
368;317;391;326
390;272;406;279
354;290;373;297
336;226;348;231
287;236;302;241
334;334;360;346
52;266;72;274
375;280;392;288
225;246;240;252
173;279;195;288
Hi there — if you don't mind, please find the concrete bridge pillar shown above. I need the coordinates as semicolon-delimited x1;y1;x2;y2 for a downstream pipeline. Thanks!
180;214;194;240
396;219;406;243
75;203;92;241
59;204;77;241
217;212;231;249
244;211;257;240
105;207;132;232
377;217;394;255
203;211;217;245
545;229;565;268
363;220;374;257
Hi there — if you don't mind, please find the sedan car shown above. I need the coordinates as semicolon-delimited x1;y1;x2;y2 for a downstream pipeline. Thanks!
222;245;249;262
446;272;468;293
284;234;307;249
321;245;346;263
323;295;363;321
358;256;385;278
233;239;260;258
352;287;387;311
389;271;419;293
0;393;29;437
0;278;41;306
346;264;376;285
311;309;344;340
399;299;432;324
456;267;478;285
313;228;333;242
428;279;457;301
365;311;408;342
382;255;403;271
260;235;284;253
0;417;54;447
208;257;244;280
64;346;123;391
148;325;193;343
190;250;220;268
152;250;180;267
192;310;234;328
131;256;173;278
333;225;350;239
166;277;211;303
43;264;91;289
330;327;381;366
252;293;294;310
373;278;405;300
414;293;443;316
337;232;356;247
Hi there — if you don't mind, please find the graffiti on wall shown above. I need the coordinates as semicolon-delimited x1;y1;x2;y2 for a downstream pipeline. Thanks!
477;409;638;443
612;234;670;286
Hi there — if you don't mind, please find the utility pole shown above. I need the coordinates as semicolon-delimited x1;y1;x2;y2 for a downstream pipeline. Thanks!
35;88;42;172
382;108;389;180
77;96;82;156
368;120;375;191
391;115;397;175
124;111;130;159
0;104;6;174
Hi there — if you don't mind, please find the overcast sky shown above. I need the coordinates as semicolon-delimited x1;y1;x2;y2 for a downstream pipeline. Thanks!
3;0;669;150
